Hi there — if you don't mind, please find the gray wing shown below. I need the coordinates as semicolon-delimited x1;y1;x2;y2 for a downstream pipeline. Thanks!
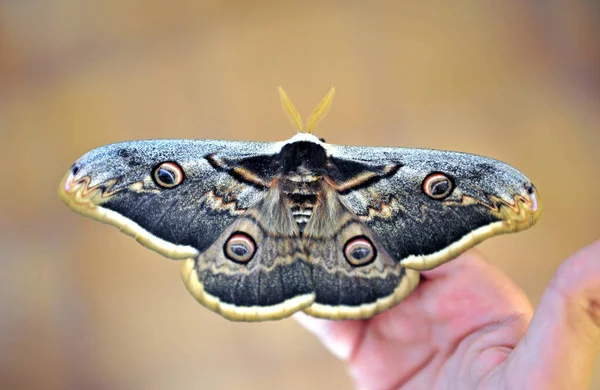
58;139;280;258
326;144;541;271
59;138;320;321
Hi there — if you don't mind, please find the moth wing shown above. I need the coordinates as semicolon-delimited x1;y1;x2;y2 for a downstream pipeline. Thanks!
181;188;316;321
61;139;319;321
301;186;420;320
59;139;283;260
325;144;539;271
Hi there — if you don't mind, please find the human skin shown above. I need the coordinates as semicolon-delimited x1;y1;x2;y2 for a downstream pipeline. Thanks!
296;239;600;390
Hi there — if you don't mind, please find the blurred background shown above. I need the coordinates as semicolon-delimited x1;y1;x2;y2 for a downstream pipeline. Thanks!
1;1;599;389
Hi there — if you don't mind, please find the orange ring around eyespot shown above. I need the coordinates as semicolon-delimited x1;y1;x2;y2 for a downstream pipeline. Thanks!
422;172;453;200
224;232;257;263
153;162;184;188
344;236;376;266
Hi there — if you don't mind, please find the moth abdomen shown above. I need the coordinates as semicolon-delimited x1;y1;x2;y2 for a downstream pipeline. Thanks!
285;193;319;234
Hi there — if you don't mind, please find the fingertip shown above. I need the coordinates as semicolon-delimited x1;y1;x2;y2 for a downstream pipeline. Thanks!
547;238;600;341
551;239;600;297
509;239;600;389
293;312;364;361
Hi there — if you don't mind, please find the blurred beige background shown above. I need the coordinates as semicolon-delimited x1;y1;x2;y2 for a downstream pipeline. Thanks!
1;2;599;389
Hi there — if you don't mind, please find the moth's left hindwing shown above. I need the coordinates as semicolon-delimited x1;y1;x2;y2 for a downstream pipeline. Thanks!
60;135;541;321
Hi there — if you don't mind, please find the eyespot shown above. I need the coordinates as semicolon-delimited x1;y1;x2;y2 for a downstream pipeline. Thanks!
152;162;184;188
423;172;454;200
224;232;256;263
344;236;377;266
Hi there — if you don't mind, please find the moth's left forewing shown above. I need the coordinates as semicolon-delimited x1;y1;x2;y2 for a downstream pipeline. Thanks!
326;144;541;272
59;139;284;259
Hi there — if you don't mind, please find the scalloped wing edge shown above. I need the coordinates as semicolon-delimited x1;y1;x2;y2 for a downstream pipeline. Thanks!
58;172;200;260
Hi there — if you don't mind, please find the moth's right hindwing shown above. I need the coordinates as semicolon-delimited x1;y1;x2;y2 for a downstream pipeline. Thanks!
301;186;420;320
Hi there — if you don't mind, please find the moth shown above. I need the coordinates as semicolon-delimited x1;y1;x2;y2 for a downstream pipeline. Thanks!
58;87;541;322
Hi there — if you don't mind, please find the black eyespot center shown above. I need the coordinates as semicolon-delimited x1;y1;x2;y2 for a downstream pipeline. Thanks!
351;247;371;260
157;168;176;185
230;244;249;257
344;236;377;267
423;172;454;200
431;180;449;196
224;232;257;264
71;164;80;176
152;162;184;189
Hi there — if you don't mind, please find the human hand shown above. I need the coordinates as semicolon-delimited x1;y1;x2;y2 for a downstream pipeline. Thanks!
296;240;600;390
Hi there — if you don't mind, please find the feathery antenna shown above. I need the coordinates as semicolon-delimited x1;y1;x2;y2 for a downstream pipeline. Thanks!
278;86;336;134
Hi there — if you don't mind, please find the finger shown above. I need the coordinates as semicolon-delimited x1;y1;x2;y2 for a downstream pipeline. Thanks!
295;250;533;389
507;239;600;390
295;250;531;351
347;251;533;389
293;312;366;360
412;250;533;342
